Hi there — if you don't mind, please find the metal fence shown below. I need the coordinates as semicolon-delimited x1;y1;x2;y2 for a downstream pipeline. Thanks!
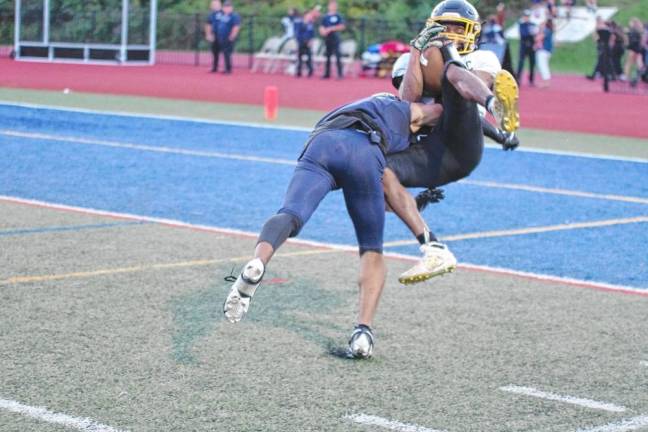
1;10;425;66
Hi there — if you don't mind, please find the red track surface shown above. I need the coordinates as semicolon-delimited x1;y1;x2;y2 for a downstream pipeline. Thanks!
1;57;647;138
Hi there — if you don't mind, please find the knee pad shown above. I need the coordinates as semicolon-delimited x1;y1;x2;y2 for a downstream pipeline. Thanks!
258;212;301;251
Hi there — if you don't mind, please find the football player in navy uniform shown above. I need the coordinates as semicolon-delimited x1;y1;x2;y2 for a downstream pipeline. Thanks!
383;0;520;285
224;94;443;359
319;1;346;79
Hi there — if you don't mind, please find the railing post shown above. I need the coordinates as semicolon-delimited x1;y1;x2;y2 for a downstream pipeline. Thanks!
194;13;200;66
248;15;254;69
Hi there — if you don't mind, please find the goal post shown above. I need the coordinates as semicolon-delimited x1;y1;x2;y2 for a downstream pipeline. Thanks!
14;0;157;65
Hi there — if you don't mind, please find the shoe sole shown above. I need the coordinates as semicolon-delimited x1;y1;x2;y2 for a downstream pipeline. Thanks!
223;294;245;323
494;70;520;133
398;264;456;285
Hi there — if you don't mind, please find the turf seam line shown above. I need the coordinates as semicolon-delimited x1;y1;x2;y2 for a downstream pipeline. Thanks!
572;414;648;432
4;129;648;204
0;221;145;237
1;101;647;162
1;194;646;295
0;249;337;285
344;413;447;432
0;397;128;432
499;385;627;413
383;216;648;247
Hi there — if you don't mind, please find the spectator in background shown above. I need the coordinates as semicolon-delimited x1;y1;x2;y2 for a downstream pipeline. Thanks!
278;7;299;51
516;10;537;86
585;0;598;14
319;0;346;79
587;16;612;80
495;2;506;26
479;14;506;63
561;0;574;20
609;21;626;80
205;0;223;73
624;17;646;85
546;0;558;19
295;9;319;78
535;19;554;88
215;1;241;74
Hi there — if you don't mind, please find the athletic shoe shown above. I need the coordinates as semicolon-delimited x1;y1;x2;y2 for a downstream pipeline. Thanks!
398;242;457;285
223;258;265;323
347;324;375;359
492;70;520;134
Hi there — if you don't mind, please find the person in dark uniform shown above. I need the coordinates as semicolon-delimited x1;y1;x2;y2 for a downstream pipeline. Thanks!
204;0;223;73
223;94;442;359
516;10;537;85
319;0;346;79
215;0;241;74
380;1;519;285
295;9;317;77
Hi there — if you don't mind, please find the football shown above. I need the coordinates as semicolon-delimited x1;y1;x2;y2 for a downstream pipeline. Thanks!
420;46;444;97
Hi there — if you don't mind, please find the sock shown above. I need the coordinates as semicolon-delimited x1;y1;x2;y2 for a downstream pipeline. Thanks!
485;95;495;115
416;228;438;245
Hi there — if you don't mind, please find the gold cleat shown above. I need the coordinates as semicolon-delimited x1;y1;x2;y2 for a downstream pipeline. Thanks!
398;242;457;285
492;70;520;134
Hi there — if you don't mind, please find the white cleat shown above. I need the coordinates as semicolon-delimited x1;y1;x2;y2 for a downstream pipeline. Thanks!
223;258;265;323
347;325;375;359
398;242;457;285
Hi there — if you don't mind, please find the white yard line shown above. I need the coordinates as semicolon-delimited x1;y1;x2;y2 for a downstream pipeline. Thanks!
345;413;447;432
574;415;648;432
0;398;128;432
500;385;627;413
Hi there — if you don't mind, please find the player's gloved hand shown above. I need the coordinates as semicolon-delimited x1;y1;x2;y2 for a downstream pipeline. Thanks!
415;188;445;211
502;131;520;151
410;23;446;52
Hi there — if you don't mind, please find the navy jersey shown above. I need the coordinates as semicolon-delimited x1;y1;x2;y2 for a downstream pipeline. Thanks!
316;94;412;154
295;19;315;44
216;12;241;42
321;13;344;42
206;10;223;35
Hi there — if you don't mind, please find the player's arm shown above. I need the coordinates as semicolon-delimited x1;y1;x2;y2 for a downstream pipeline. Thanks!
400;48;425;102
473;70;494;88
204;21;214;41
409;102;443;132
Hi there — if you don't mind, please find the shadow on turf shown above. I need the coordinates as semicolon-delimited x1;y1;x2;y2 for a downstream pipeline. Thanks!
170;266;350;364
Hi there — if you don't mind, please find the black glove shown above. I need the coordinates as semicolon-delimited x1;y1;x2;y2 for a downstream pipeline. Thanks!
415;188;445;211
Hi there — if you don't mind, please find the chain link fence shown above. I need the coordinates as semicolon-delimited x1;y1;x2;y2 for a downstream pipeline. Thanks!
1;10;426;67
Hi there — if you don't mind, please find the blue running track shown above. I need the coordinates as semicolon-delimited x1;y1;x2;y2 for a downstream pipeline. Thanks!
1;104;646;289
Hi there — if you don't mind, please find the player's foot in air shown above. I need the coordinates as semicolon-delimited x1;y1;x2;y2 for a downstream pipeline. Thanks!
347;324;375;359
223;258;265;323
398;242;457;285
492;70;520;134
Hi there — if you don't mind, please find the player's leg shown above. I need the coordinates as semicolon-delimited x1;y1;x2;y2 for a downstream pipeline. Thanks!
223;41;233;73
211;40;220;72
335;134;387;358
323;41;333;78
335;42;343;78
224;136;337;323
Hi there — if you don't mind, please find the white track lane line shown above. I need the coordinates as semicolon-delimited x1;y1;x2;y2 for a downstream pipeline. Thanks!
574;415;648;432
345;413;447;432
3;129;648;205
500;385;627;413
0;397;128;432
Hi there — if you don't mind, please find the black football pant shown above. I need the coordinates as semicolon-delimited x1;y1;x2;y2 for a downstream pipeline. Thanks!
297;42;313;76
324;40;343;78
386;67;483;188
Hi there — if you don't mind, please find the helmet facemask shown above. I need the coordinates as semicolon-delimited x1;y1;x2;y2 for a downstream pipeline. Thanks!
426;16;481;54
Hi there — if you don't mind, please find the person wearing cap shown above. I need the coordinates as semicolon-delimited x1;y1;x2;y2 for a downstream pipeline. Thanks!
516;9;538;85
204;0;223;73
214;0;241;74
